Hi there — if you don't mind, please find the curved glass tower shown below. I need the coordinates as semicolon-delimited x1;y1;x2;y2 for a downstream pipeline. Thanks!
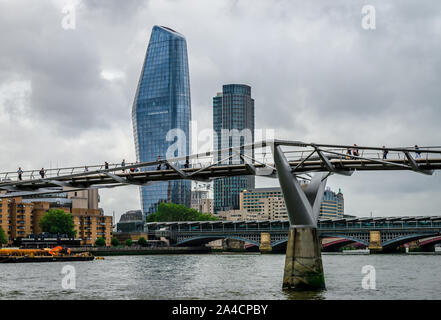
132;26;191;217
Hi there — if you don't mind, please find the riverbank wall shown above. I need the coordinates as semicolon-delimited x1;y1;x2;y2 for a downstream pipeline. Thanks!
71;246;211;256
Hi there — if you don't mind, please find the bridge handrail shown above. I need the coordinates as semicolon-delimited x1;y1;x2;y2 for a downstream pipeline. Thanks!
1;140;441;189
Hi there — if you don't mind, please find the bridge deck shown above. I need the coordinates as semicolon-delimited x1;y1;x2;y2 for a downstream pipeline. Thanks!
2;158;441;192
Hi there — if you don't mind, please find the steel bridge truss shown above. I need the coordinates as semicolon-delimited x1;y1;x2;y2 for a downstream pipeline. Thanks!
0;140;440;204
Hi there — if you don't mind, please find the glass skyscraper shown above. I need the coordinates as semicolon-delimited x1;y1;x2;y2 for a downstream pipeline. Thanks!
213;84;255;213
132;26;191;217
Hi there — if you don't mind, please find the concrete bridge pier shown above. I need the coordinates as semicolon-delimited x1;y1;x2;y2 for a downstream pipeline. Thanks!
259;232;272;253
272;143;328;290
368;230;383;253
283;226;325;290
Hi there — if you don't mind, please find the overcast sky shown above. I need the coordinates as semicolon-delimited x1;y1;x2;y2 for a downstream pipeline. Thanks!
0;0;440;223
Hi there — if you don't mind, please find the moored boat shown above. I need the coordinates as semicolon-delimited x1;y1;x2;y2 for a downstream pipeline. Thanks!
0;247;94;263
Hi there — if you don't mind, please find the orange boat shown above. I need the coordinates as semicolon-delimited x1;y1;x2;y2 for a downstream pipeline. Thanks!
0;247;94;263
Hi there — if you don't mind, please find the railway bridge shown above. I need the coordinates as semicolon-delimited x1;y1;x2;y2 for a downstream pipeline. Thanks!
145;216;441;253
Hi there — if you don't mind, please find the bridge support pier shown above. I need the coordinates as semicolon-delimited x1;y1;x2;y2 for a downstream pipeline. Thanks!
283;226;325;290
368;230;383;253
272;143;328;290
259;232;272;254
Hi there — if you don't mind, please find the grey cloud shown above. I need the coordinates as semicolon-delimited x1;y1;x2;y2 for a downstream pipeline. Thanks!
0;0;440;221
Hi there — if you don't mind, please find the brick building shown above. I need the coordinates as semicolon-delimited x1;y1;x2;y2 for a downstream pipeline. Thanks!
0;188;113;246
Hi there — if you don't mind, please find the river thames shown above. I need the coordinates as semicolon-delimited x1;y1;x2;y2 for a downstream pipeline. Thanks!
1;253;440;300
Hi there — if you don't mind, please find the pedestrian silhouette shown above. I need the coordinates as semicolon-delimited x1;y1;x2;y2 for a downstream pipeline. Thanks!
382;146;388;160
157;155;162;170
353;144;359;157
415;145;421;159
17;167;23;181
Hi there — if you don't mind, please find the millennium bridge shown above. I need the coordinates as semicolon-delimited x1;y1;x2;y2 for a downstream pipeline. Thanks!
2;140;441;290
145;216;441;253
0;140;440;198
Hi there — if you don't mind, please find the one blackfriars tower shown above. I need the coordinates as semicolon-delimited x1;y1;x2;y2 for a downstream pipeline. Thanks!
132;26;191;218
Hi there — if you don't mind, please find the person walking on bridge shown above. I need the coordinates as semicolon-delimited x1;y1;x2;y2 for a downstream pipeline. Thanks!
39;168;45;178
415;145;421;159
104;161;109;170
382;146;388;160
157;156;162;170
17;167;23;181
353;144;359;157
121;159;126;173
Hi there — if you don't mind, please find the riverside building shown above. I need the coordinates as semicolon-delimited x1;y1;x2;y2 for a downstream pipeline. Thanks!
218;186;345;221
0;189;113;246
116;210;144;233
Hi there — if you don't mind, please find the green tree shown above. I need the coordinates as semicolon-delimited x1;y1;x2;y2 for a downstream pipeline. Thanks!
95;237;106;247
137;237;147;246
146;202;218;222
111;238;120;247
125;239;133;247
39;209;76;237
0;226;7;246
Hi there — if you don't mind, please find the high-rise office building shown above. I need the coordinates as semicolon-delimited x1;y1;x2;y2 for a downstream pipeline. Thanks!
213;84;255;213
132;26;191;217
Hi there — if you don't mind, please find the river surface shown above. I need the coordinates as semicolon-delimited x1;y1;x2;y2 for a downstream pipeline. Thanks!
1;253;440;300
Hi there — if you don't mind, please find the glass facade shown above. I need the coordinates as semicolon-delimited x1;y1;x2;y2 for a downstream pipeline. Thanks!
213;84;255;213
132;26;191;217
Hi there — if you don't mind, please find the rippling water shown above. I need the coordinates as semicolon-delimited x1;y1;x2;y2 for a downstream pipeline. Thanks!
1;253;440;300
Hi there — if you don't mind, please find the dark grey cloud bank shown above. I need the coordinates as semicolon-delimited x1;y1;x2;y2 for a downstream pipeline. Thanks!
0;0;440;220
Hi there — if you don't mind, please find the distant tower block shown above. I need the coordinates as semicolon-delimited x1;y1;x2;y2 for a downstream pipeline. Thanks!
213;84;255;214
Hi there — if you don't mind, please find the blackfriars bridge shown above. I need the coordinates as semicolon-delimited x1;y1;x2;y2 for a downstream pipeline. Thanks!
145;217;441;253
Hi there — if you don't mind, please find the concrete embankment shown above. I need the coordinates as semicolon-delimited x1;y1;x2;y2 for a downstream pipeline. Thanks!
70;246;211;256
